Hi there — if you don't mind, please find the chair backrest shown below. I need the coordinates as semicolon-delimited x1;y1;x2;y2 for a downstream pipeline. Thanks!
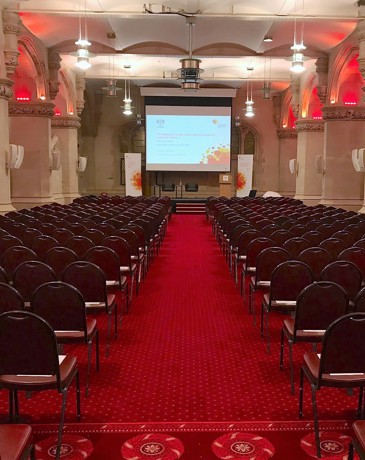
18;227;42;247
51;227;75;246
0;235;23;257
320;260;362;303
294;281;348;335
31;281;86;335
318;238;348;260
84;246;122;285
269;260;313;301
236;229;262;256
282;237;311;259
0;311;60;381
102;236;132;267
354;238;365;250
270;229;293;246
301;231;324;247
0;283;24;312
255;247;291;283
65;235;94;258
316;224;336;239
162;183;175;192
81;228;105;245
245;237;275;269
13;261;57;302
260;224;280;238
1;246;38;281
67;222;88;235
319;313;365;380
297;246;332;281
62;261;108;303
114;229;139;256
332;230;356;247
43;246;78;280
0;266;8;284
288;225;308;237
339;247;365;280
30;235;59;259
354;287;365;312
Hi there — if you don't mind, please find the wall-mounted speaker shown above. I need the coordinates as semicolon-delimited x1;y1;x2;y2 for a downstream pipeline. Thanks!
352;148;365;172
50;151;61;170
77;156;87;172
315;154;324;174
289;158;297;175
7;144;24;169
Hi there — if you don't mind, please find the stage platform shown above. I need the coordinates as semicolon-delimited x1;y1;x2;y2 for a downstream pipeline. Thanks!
171;199;207;214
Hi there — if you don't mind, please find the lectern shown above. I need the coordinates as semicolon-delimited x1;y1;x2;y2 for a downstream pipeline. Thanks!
219;173;232;197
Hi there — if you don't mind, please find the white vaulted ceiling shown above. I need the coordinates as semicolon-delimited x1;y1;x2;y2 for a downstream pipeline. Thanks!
3;0;362;92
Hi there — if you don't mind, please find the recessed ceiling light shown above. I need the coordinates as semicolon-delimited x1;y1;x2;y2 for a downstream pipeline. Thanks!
264;36;273;42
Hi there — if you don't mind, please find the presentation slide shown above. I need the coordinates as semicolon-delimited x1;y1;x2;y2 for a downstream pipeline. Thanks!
146;105;231;172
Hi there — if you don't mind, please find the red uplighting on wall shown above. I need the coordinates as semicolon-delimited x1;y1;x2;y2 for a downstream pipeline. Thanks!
15;90;31;101
54;110;61;116
343;93;358;105
312;110;322;120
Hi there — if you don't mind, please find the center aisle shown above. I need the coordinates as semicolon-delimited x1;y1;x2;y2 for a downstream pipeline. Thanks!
0;214;355;425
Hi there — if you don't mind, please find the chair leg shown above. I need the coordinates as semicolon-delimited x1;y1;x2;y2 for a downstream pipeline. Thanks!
357;386;364;419
348;441;354;460
260;302;264;338
106;311;111;357
265;309;271;354
288;340;294;394
310;384;321;459
299;367;304;418
279;328;285;371
114;304;118;339
95;330;100;372
75;370;81;420
86;340;92;397
56;390;69;460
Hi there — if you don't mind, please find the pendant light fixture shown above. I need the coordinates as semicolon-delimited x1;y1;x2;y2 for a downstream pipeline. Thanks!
74;0;94;70
290;1;306;74
121;79;133;115
177;17;203;91
245;67;255;118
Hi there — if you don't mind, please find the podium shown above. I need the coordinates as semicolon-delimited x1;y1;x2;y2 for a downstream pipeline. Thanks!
219;173;232;197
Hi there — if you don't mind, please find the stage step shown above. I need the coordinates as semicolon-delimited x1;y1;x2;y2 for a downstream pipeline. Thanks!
175;202;206;214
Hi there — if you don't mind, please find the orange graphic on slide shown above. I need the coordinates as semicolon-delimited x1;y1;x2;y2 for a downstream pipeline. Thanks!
131;171;142;190
237;172;247;191
200;145;230;165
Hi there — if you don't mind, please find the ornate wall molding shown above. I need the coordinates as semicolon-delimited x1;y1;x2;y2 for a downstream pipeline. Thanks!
322;105;365;121
76;75;86;115
48;52;61;100
277;129;298;139
2;11;20;76
51;116;81;129
9;102;55;117
295;119;324;132
0;78;14;100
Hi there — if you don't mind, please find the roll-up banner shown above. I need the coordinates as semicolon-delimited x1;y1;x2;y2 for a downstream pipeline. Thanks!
236;154;253;197
125;153;142;196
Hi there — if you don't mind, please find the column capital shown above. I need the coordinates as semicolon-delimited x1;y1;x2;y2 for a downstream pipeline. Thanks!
9;101;55;118
0;78;13;101
277;129;297;139
51;116;81;129
295;119;324;132
322;105;365;121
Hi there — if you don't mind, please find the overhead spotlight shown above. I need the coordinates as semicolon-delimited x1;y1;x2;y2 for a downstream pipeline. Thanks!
263;36;273;42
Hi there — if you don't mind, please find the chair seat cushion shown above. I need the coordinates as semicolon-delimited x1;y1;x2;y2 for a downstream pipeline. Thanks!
0;424;32;460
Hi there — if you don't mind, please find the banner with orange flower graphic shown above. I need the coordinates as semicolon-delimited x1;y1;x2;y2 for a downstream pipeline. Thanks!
236;154;253;197
125;153;142;196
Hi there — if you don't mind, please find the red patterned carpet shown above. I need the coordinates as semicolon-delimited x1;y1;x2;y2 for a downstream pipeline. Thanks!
0;214;361;457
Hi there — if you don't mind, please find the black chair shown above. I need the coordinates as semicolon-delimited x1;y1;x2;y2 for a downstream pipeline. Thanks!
161;183;175;192
299;313;365;458
185;183;199;192
31;281;99;397
0;311;81;460
248;189;257;198
280;281;349;393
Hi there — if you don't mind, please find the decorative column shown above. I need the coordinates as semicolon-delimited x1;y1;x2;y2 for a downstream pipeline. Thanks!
290;75;300;119
48;52;61;101
76;75;86;116
277;129;297;197
294;119;324;205
0;78;16;213
51;116;81;204
9;102;55;209
2;11;20;77
321;106;365;211
315;57;329;104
